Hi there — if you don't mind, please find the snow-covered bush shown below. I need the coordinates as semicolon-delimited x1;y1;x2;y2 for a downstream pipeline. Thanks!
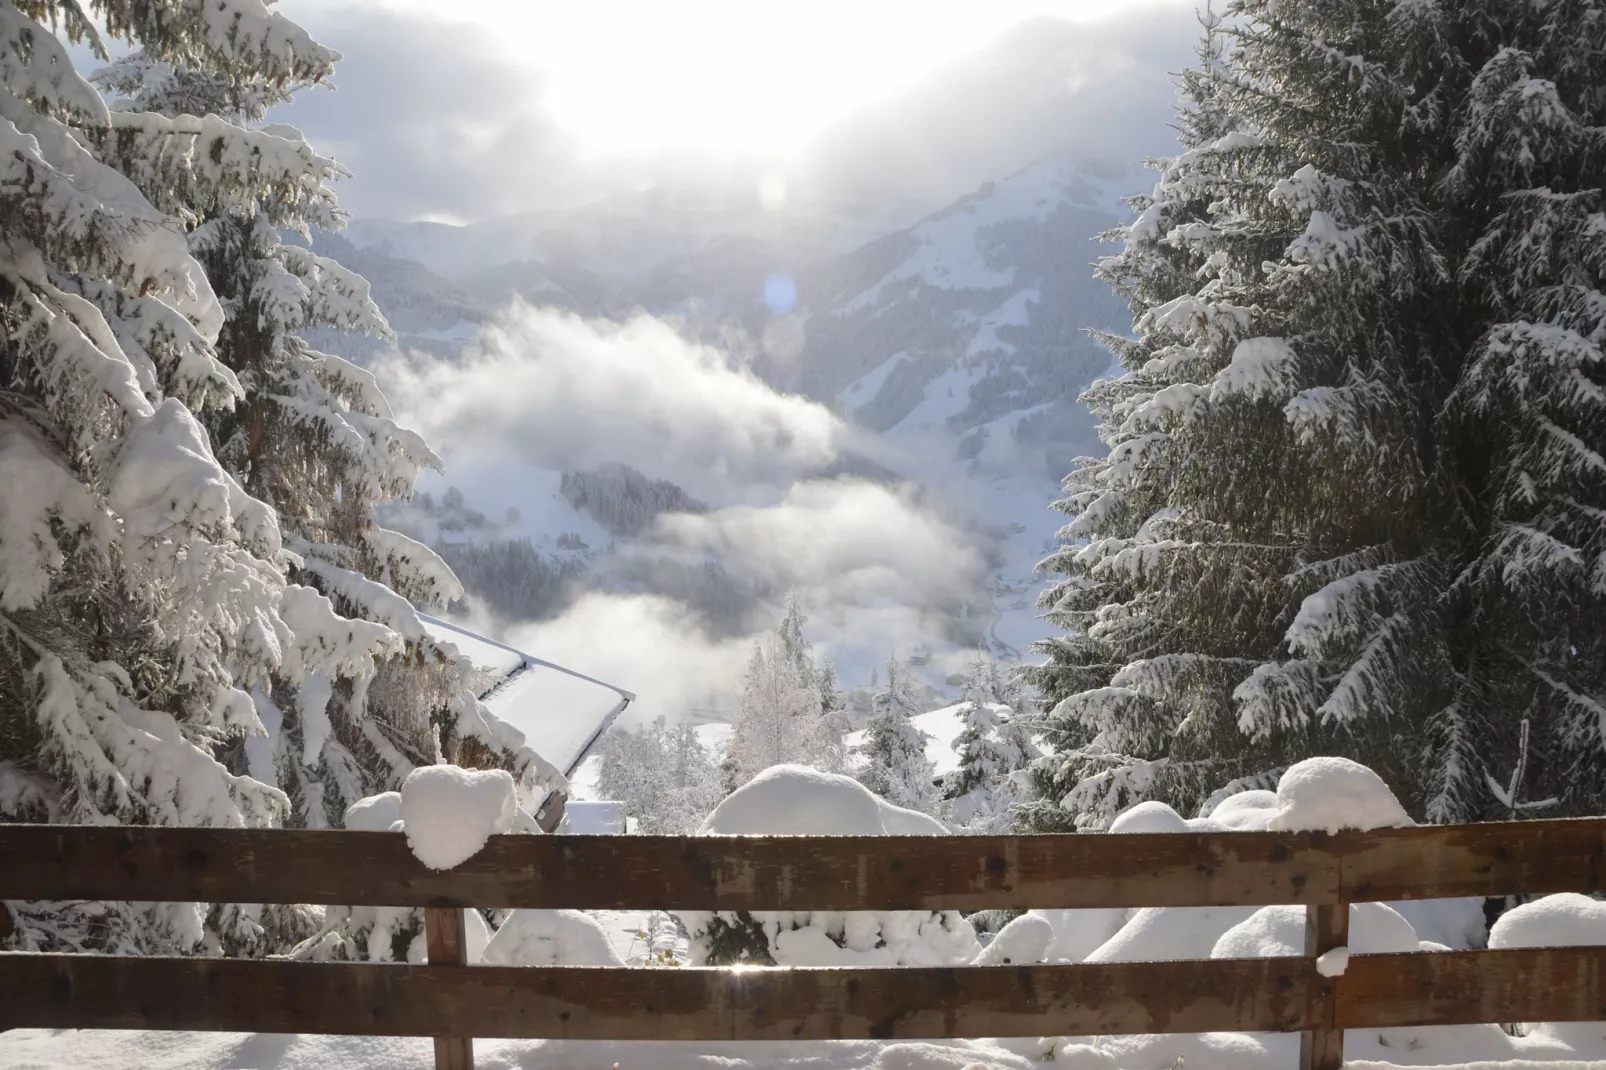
1488;893;1606;1053
675;765;976;966
481;909;625;968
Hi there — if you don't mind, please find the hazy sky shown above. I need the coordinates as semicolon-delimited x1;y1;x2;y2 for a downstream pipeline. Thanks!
282;1;1178;155
272;1;1196;222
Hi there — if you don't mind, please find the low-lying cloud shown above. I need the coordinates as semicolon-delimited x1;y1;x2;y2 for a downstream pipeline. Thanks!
380;306;848;502
506;593;752;726
379;307;996;710
662;480;989;610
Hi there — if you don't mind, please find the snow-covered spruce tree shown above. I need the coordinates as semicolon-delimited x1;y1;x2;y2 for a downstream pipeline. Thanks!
776;589;851;737
945;653;1040;831
1025;0;1606;829
856;655;937;814
88;51;560;838
0;1;387;954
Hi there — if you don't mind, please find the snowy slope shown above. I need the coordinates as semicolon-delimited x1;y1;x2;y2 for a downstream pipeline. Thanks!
790;150;1132;477
844;702;1011;778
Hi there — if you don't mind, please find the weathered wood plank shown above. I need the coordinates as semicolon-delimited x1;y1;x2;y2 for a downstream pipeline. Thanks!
0;954;1320;1039
425;908;474;1070
0;825;1338;910
1337;820;1606;901
0;819;1599;912
1337;947;1606;1027
1299;903;1347;1070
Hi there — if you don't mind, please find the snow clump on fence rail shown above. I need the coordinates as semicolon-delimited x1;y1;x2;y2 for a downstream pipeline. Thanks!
399;765;519;870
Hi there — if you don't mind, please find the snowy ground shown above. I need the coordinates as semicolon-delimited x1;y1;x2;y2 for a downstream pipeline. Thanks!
5;1029;1604;1070
0;1032;1047;1069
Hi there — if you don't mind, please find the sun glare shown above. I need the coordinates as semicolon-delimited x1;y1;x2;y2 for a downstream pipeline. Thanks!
344;0;1151;155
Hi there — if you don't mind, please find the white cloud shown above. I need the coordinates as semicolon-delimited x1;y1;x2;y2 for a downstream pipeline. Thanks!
660;479;989;609
507;593;750;725
380;307;997;707
378;306;847;503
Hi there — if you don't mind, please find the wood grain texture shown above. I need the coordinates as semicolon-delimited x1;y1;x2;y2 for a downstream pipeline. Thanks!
424;908;474;1070
425;907;467;967
14;949;1603;1040
0;954;1320;1039
3;819;1599;912
1299;903;1348;1070
1338;820;1606;901
0;824;1337;910
1337;947;1606;1027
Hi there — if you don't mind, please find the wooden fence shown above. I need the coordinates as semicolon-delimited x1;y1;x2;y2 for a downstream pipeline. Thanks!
1;819;1604;1070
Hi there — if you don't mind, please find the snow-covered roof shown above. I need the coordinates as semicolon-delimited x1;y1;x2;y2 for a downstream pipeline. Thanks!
563;801;627;834
422;615;633;779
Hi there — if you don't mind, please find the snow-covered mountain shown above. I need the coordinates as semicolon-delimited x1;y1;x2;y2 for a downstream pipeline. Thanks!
786;152;1132;479
333;148;1143;695
301;231;491;359
343;186;908;323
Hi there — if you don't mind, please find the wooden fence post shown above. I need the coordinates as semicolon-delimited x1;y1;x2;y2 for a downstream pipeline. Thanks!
1301;901;1348;1070
425;907;474;1070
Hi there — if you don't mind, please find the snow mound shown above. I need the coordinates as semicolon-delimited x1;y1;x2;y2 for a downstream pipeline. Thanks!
1265;757;1412;833
699;764;944;836
399;765;517;870
1316;946;1349;976
1036;1047;1119;1069
684;766;974;967
1207;788;1279;830
481;909;625;967
1030;907;1129;963
1108;799;1191;834
342;791;402;832
1489;893;1606;949
877;798;949;836
1085;905;1258;963
1389;896;1487;949
774;926;897;966
1210;902;1419;959
973;913;1053;965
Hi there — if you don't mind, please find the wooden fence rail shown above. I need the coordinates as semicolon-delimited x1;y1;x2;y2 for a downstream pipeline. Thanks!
1;818;1603;1070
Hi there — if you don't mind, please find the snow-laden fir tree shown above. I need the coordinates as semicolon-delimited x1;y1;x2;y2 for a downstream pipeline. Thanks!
88;52;559;840
1025;0;1606;829
944;653;1040;831
0;0;357;953
596;716;722;834
856;655;937;814
0;2;557;956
